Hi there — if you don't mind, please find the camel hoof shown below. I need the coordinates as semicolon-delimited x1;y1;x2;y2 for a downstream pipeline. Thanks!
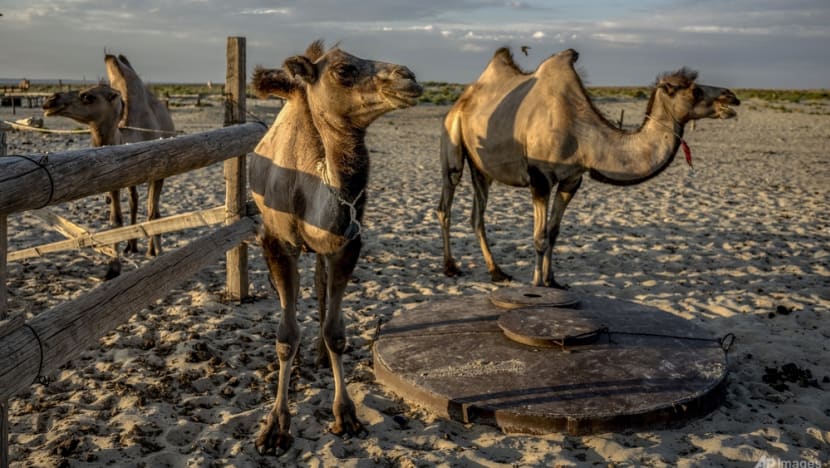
329;415;366;438
147;238;162;257
546;279;569;290
103;259;122;281
443;260;462;277
255;424;293;456
123;240;139;255
489;268;512;283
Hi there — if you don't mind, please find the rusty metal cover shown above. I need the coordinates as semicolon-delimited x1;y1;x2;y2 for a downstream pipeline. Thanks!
498;308;605;348
373;294;728;435
489;286;580;309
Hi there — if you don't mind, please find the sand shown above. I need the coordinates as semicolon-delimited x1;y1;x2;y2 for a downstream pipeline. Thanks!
1;95;828;467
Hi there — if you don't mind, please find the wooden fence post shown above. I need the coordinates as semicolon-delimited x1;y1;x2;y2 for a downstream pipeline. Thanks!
1;126;9;468
224;36;249;302
1;126;6;321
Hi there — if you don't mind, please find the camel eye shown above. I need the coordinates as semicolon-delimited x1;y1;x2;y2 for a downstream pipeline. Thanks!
332;64;358;83
692;87;703;100
81;93;95;104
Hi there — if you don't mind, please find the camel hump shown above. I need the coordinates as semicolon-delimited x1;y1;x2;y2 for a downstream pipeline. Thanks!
557;48;579;64
489;47;528;76
117;54;135;71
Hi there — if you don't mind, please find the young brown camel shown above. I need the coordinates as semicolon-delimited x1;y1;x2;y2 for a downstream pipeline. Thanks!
438;47;740;288
248;40;421;454
42;85;127;278
105;53;176;256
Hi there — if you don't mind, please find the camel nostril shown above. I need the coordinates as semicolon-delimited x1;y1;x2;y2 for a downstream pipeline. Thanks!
722;92;740;106
394;67;416;81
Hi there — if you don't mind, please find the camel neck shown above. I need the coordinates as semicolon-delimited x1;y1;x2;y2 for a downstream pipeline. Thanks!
89;119;121;148
312;110;370;194
586;96;684;186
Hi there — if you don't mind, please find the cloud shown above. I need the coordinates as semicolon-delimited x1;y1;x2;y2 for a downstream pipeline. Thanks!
238;8;291;16
0;0;827;87
590;32;644;45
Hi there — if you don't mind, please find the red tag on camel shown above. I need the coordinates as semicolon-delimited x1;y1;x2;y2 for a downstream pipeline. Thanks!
681;140;692;168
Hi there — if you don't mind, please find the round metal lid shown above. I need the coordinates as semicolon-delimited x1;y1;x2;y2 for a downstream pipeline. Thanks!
497;307;605;348
489;286;580;309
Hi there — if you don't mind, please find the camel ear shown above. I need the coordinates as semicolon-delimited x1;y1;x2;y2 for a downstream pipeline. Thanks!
657;81;678;96
104;88;121;102
251;67;297;98
284;55;317;84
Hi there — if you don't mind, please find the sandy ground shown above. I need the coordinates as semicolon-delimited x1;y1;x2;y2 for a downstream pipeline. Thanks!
1;94;828;467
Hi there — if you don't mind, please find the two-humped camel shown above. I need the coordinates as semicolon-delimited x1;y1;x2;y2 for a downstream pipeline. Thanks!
42;85;127;278
105;53;176;256
248;41;422;454
438;48;740;288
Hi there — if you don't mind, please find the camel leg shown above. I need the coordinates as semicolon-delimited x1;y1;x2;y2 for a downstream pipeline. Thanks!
104;189;124;280
470;167;511;282
124;185;139;254
529;174;552;287
314;253;329;367
146;179;163;257
437;117;464;277
256;236;301;455
542;176;582;289
323;237;365;437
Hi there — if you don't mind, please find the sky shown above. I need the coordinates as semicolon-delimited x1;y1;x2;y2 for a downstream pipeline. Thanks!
1;0;829;89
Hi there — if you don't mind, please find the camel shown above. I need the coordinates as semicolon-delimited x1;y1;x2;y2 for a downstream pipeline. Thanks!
105;53;176;256
248;40;422;454
42;84;127;278
438;47;740;288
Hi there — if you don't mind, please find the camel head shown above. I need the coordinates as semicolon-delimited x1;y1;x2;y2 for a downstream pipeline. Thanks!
43;85;124;125
253;40;422;128
652;68;740;123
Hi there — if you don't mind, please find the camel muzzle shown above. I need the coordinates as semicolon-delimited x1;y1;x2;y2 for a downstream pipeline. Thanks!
42;97;66;116
715;92;740;119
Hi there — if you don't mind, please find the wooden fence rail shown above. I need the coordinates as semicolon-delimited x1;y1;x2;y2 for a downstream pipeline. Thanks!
0;217;257;400
0;121;266;215
7;201;259;262
0;37;258;467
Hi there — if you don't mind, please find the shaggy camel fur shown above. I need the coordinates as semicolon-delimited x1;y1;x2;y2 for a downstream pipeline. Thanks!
43;85;127;278
438;47;740;287
105;53;176;256
249;41;422;454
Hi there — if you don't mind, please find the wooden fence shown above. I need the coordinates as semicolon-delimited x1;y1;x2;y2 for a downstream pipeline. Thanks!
0;37;263;468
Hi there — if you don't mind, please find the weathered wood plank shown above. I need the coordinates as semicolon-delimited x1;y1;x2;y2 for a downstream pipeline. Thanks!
1;127;7;319
1;127;8;468
7;202;259;262
224;36;249;302
29;209;117;258
0;316;23;340
0;217;258;400
0;122;266;215
0;397;7;468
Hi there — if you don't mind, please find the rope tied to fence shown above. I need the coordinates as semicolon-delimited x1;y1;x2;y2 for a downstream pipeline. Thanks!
119;125;182;136
0;154;55;209
223;95;271;131
1;119;91;135
23;324;50;386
